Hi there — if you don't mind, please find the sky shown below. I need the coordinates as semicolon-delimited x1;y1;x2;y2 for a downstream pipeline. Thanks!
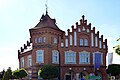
0;0;120;71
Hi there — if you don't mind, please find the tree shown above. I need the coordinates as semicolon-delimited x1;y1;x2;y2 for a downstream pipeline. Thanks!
113;38;120;55
2;67;12;80
12;69;20;79
38;64;59;80
12;68;28;80
107;64;120;78
0;69;5;79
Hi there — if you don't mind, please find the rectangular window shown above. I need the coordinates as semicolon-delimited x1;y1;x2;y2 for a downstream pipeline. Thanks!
27;55;32;67
54;35;57;44
65;51;76;64
39;37;42;43
36;50;44;63
70;35;72;46
34;38;37;43
91;33;94;47
20;57;24;68
95;37;98;47
99;40;102;48
65;39;68;47
74;32;77;46
52;50;59;64
44;37;46;43
61;42;64;47
79;52;90;64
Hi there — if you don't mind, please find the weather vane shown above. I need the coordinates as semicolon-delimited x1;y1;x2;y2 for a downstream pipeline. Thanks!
45;0;48;14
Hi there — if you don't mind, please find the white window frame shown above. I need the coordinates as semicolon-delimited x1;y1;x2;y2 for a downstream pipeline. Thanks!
70;35;72;46
65;50;76;64
20;57;24;68
79;51;90;64
52;50;59;64
36;50;44;63
27;55;32;67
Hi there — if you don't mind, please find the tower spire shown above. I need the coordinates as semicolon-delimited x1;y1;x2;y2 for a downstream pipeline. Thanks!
45;0;48;14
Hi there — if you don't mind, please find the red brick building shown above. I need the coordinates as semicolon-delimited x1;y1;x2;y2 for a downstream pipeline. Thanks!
18;12;108;80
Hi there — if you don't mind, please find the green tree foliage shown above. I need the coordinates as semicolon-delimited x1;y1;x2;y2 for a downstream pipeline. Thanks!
19;68;28;79
2;67;13;80
38;64;59;79
107;64;120;76
0;69;5;79
12;68;28;79
12;69;20;79
113;38;120;55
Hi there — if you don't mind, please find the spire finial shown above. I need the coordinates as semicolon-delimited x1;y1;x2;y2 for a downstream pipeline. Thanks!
45;0;48;14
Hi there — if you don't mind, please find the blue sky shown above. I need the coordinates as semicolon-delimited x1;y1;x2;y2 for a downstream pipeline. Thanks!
0;0;120;71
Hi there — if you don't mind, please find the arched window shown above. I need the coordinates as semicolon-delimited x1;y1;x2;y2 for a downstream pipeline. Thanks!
84;39;88;46
52;50;59;64
70;35;72;46
80;39;83;46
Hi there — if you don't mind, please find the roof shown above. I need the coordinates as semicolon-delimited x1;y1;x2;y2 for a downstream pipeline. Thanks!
31;13;64;32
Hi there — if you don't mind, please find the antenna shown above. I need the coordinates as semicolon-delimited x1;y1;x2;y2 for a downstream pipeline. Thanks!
45;0;48;14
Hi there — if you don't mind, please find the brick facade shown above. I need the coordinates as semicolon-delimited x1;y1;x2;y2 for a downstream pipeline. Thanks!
18;13;108;80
